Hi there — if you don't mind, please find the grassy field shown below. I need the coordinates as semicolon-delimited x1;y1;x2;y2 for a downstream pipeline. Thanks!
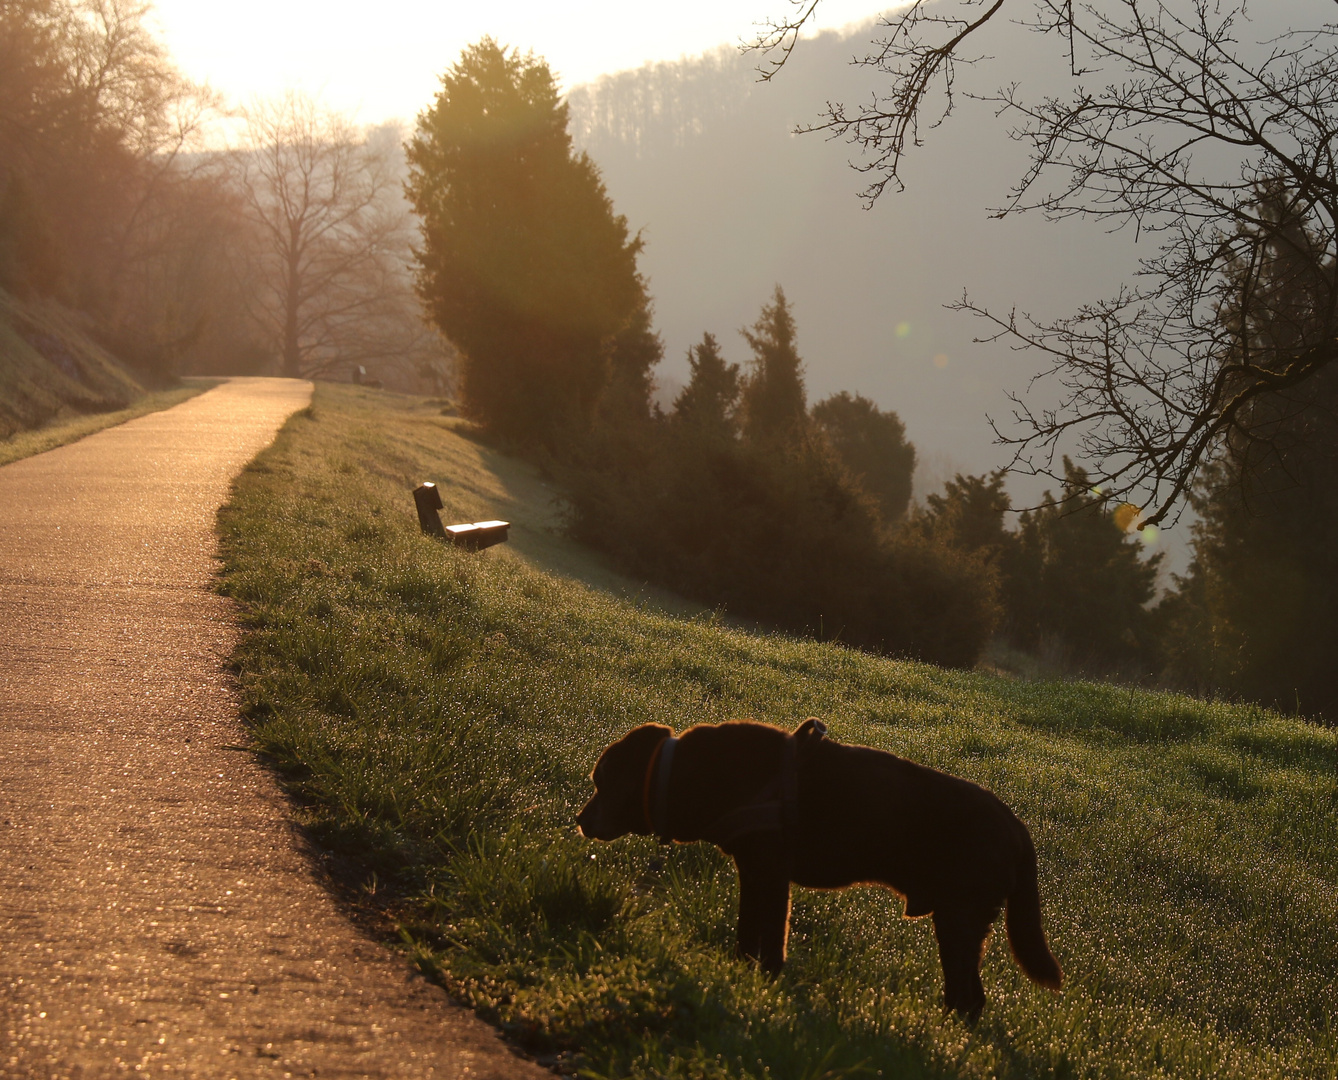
0;378;219;467
218;383;1338;1080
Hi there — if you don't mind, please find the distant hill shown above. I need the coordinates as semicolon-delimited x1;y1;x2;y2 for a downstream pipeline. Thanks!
567;19;1143;504
0;289;145;441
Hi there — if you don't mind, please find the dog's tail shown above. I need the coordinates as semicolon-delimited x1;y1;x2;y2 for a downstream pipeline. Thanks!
1004;826;1062;991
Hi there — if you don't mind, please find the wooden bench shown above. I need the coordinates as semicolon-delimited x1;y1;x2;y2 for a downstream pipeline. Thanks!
412;483;509;551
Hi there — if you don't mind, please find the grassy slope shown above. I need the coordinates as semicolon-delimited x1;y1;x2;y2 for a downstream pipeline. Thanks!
0;287;219;465
0;288;147;439
0;379;219;467
218;384;1338;1080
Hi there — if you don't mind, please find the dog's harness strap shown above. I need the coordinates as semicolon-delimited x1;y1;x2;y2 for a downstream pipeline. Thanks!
706;800;784;846
645;720;826;849
702;731;806;848
781;733;799;836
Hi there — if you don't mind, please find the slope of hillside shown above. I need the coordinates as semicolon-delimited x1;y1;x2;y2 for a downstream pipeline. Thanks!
218;384;1338;1080
566;0;1326;576
567;21;1136;499
0;288;146;440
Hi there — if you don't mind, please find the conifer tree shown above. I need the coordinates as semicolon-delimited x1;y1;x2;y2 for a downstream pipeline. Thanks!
673;331;740;438
740;285;806;443
812;391;915;521
1023;460;1162;666
600;278;661;427
407;39;642;447
1162;193;1338;715
915;471;1011;557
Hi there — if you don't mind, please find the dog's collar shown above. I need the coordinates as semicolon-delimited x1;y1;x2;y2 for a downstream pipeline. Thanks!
641;735;678;842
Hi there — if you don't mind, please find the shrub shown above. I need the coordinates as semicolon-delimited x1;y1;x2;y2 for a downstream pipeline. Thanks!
566;423;998;667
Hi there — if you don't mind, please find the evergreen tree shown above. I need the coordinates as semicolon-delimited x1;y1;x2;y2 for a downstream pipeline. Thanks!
912;471;1045;646
813;391;916;521
1162;190;1338;716
915;471;1011;557
1024;460;1163;667
673;331;740;439
407;39;643;448
566;303;999;668
740;285;806;443
600;276;662;429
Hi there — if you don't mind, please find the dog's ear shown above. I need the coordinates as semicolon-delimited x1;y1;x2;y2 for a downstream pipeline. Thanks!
794;717;827;742
594;723;673;775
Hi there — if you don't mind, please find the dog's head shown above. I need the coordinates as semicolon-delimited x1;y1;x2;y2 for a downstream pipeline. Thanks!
576;723;673;841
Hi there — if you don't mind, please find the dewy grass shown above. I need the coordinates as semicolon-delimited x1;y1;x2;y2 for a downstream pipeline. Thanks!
218;383;1338;1079
0;378;219;466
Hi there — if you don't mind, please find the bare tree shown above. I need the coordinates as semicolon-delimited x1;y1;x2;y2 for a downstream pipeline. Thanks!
1;1;212;288
753;1;1338;526
235;94;436;381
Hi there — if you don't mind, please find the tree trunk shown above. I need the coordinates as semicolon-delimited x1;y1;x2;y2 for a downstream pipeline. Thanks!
282;242;301;378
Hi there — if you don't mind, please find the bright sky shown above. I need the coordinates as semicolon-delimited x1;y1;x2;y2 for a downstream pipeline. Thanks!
151;0;888;124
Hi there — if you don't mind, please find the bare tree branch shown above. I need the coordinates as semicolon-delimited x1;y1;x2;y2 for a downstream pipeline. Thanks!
755;0;1338;525
231;95;441;381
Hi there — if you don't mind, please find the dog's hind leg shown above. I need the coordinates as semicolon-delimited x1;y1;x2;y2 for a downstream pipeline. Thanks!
932;903;998;1023
734;849;792;974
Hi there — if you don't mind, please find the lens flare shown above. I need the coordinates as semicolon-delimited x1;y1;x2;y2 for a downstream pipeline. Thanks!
932;353;948;368
1113;502;1141;532
896;321;912;338
1140;525;1160;545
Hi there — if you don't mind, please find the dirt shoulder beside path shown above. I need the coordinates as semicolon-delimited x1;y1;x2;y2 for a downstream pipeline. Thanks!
0;378;549;1079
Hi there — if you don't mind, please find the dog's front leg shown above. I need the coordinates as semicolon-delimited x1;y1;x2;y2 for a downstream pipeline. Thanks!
734;846;791;975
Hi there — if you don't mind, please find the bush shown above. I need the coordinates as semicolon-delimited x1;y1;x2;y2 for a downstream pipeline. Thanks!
565;423;998;668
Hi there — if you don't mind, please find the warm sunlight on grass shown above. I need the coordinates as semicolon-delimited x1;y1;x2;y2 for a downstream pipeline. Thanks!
218;384;1338;1079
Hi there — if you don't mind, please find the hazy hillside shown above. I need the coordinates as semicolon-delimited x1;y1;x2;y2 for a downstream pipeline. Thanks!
566;17;1144;504
0;289;146;441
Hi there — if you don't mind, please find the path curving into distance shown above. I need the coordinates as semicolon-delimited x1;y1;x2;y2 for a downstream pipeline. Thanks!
0;378;548;1079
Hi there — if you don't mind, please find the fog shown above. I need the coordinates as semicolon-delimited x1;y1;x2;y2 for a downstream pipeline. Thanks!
568;18;1146;507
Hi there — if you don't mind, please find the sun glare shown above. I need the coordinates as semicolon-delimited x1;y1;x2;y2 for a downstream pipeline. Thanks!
151;0;889;124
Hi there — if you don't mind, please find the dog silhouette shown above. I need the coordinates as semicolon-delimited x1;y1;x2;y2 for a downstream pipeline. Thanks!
577;718;1061;1020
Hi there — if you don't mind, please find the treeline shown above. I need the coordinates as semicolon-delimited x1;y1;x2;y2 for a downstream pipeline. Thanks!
565;289;994;667
0;0;448;397
410;40;1338;719
406;41;993;667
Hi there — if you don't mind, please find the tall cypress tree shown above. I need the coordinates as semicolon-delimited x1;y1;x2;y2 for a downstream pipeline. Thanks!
673;332;740;438
740;285;807;444
406;39;643;448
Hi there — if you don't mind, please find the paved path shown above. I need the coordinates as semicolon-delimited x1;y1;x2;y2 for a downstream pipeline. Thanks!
0;379;549;1079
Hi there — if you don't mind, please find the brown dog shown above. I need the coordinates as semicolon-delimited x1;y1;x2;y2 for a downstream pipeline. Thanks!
576;718;1061;1019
